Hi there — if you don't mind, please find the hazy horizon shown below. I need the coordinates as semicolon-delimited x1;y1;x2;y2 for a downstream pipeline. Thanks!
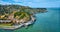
0;0;60;8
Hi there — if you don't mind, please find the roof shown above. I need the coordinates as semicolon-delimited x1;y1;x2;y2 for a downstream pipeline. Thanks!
0;20;11;22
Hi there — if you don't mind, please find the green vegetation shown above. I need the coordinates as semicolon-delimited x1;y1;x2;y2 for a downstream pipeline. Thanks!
0;5;47;15
14;12;30;19
0;23;12;27
0;5;47;27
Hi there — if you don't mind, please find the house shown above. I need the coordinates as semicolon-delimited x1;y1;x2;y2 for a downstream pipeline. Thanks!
0;20;11;23
0;15;5;18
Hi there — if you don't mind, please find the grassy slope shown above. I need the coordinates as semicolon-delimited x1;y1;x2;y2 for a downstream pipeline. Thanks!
0;5;47;27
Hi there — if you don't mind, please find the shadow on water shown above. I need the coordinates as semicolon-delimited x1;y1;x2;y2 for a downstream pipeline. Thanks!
25;19;36;29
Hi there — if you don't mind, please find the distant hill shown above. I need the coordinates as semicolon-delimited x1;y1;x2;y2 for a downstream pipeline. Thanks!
0;5;47;15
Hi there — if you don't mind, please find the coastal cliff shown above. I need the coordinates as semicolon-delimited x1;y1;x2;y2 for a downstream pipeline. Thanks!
0;5;47;29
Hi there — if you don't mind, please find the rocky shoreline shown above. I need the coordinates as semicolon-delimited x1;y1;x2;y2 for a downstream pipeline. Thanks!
0;15;36;29
0;5;47;30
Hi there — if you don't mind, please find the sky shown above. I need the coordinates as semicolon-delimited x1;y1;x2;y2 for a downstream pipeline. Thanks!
0;0;60;8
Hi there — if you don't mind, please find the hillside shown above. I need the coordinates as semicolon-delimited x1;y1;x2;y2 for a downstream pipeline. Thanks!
0;5;47;15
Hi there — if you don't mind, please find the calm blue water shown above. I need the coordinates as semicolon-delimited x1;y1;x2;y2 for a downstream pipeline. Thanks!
0;8;60;32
